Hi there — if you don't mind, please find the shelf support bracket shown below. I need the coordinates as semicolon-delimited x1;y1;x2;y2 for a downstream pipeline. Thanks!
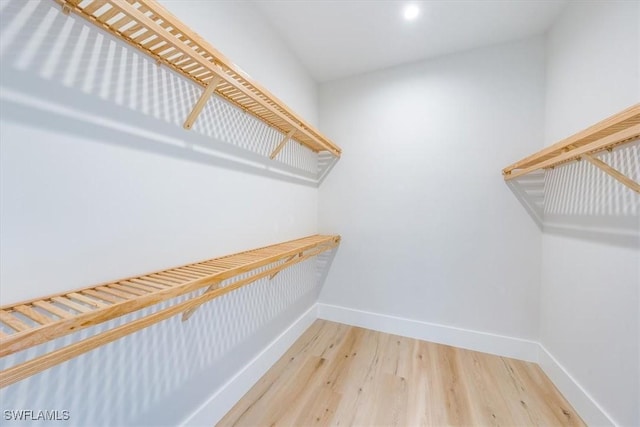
181;280;222;321
183;74;223;130
269;254;299;280
582;153;640;193
270;129;296;160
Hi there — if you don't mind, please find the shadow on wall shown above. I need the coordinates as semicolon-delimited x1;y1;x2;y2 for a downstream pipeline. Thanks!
0;249;339;426
507;170;545;229
508;140;640;248
0;0;338;187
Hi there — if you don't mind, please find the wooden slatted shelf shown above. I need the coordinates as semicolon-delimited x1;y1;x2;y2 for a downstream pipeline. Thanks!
0;234;341;388
503;104;640;193
55;0;341;158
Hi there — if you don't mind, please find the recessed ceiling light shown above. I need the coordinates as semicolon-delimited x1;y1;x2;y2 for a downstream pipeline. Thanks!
403;4;420;21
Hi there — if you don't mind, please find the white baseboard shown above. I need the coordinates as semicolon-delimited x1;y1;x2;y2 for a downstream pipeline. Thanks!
317;303;539;362
180;304;318;427
181;302;614;427
537;345;616;427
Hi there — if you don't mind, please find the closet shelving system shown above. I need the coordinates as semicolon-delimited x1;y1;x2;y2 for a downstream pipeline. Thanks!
503;104;640;193
1;0;343;388
0;235;341;388
55;0;342;159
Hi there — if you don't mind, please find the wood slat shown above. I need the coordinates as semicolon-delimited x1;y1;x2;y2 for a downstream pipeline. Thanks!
120;280;162;293
96;4;121;22
32;301;73;319
180;265;220;274
163;269;200;279
202;261;234;269
54;0;341;157
13;305;55;325
0;235;340;364
68;292;109;309
210;260;244;267
52;297;92;314
81;290;122;304
96;286;139;300
173;268;208;277
0;311;31;332
155;271;195;281
109;283;149;297
82;0;108;15
121;23;145;37
145;275;181;285
128;278;169;289
171;266;207;279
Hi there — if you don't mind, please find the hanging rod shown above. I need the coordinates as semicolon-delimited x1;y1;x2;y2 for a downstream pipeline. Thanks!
503;104;640;193
0;235;341;388
54;0;341;158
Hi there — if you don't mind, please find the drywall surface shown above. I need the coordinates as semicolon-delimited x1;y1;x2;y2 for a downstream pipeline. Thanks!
0;0;322;425
541;1;640;426
318;38;545;341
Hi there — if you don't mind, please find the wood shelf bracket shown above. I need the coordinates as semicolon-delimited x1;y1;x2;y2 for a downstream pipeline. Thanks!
269;254;298;280
181;281;221;321
183;74;223;130
270;129;296;160
582;153;640;193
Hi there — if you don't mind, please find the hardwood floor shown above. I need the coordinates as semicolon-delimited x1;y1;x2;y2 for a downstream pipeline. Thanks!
219;320;585;426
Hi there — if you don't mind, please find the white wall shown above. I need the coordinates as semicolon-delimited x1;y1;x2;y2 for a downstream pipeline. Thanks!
318;38;545;341
0;0;322;425
541;2;640;426
3;1;637;425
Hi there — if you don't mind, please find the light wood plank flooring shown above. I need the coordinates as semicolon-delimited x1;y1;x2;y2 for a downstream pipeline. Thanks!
219;320;585;426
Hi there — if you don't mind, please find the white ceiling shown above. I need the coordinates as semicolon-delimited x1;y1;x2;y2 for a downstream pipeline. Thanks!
253;0;567;82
